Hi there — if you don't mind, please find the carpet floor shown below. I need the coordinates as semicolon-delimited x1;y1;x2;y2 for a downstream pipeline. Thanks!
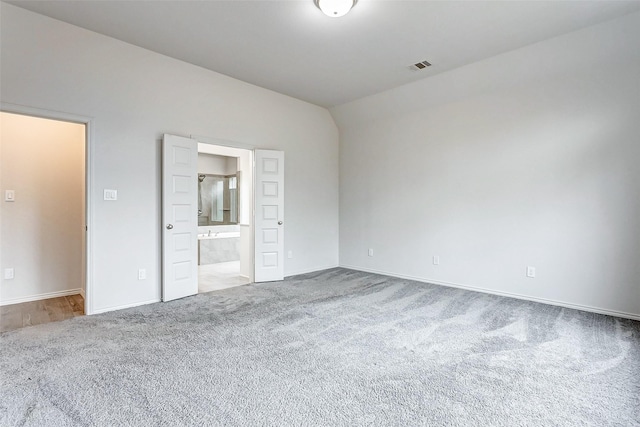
1;268;639;426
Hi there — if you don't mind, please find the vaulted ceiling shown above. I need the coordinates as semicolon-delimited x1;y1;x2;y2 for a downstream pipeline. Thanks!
8;1;640;107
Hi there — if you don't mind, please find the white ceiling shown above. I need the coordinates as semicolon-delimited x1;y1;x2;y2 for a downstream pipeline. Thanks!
8;0;640;107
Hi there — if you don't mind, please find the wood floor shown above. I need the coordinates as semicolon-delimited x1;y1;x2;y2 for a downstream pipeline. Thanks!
0;294;84;333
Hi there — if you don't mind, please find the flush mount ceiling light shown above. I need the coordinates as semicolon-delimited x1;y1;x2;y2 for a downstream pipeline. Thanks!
314;0;358;18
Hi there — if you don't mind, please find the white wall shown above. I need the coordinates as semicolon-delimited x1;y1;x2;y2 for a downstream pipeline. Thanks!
197;153;235;176
0;112;85;305
0;4;339;313
226;157;238;176
333;12;640;319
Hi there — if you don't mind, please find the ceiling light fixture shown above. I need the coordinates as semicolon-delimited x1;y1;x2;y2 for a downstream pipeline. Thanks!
314;0;358;18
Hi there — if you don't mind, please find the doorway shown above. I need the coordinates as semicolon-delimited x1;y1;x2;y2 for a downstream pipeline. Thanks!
162;134;284;301
0;110;90;329
196;143;253;293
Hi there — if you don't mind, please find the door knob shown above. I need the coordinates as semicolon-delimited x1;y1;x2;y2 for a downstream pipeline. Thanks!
278;221;283;225
166;224;174;230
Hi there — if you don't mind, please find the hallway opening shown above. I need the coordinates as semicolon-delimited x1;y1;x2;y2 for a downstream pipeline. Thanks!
0;111;87;329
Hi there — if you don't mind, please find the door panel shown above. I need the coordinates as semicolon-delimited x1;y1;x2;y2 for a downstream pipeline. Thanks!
162;134;198;301
254;150;284;282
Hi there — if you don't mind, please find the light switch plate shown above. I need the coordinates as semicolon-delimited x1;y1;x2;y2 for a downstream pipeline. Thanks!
4;268;15;280
104;189;118;201
5;190;15;202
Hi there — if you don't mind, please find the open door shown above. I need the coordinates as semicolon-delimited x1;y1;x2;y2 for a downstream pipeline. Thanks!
162;134;198;301
254;149;284;282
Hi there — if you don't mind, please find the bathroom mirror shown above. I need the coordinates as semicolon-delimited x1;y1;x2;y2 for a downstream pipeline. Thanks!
198;173;239;226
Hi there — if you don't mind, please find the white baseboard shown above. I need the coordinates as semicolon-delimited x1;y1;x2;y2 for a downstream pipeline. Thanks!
286;264;339;278
79;288;86;299
91;298;161;315
0;288;83;306
339;264;640;321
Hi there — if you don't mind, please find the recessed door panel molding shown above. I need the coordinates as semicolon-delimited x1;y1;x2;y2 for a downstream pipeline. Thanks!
173;261;192;281
262;228;278;244
262;252;278;268
262;205;278;220
173;233;192;252
173;175;192;193
262;181;278;197
255;150;284;282
262;158;278;174
172;204;191;222
162;134;198;301
173;146;192;166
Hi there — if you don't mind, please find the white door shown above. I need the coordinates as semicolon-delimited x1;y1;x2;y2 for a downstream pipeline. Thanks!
254;150;284;282
162;134;198;301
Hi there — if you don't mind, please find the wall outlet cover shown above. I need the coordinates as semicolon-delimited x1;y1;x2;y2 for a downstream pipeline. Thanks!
527;266;536;278
4;268;15;280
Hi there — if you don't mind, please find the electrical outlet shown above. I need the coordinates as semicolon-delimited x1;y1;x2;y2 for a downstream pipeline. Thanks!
5;190;15;202
433;256;440;265
138;268;146;280
287;251;293;259
4;268;15;280
526;266;536;278
104;189;118;201
368;248;374;257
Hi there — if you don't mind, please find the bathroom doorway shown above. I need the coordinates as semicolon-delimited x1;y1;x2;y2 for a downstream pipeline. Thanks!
196;143;253;293
0;109;90;326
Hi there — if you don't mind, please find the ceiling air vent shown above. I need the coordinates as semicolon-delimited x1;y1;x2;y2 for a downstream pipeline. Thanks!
409;60;432;71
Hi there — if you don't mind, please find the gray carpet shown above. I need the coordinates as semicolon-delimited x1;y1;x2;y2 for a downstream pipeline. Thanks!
1;268;639;426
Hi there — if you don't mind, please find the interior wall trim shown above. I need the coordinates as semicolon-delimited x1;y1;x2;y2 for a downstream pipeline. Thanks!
91;299;162;315
339;264;640;321
285;264;340;278
0;289;83;306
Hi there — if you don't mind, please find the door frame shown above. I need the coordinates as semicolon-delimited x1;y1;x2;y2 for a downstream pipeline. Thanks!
0;102;95;314
193;135;256;283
